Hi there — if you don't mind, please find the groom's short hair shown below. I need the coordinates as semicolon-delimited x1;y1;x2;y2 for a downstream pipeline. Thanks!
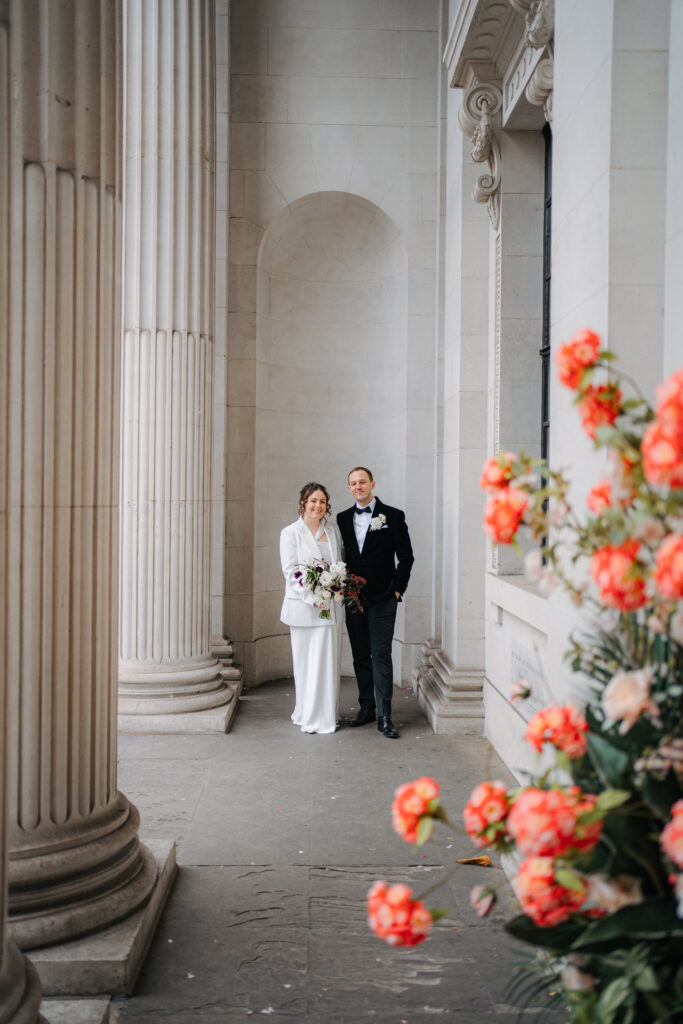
348;466;374;482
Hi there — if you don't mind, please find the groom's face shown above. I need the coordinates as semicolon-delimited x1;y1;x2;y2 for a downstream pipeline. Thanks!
348;470;374;506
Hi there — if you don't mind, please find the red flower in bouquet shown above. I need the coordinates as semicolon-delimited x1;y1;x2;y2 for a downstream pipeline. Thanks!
556;328;601;390
641;420;683;489
483;488;528;544
660;799;683;869
653;534;683;599
578;384;622;440
589;539;648;611
515;857;588;927
392;777;441;844
479;452;517;491
507;787;602;859
367;881;433;947
525;706;588;760
463;780;510;849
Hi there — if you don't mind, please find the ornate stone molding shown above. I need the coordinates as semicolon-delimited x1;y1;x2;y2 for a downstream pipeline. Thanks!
444;0;520;88
526;55;554;123
458;80;503;229
509;0;554;49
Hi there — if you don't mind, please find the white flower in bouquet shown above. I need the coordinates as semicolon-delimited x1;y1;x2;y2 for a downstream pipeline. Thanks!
369;513;387;531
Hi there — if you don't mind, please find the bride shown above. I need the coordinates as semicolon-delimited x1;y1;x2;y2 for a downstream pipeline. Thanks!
279;482;343;734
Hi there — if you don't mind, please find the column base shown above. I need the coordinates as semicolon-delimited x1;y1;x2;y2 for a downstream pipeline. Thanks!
41;999;110;1024
118;656;237;715
414;643;485;735
29;840;176;997
0;942;44;1024
118;680;241;733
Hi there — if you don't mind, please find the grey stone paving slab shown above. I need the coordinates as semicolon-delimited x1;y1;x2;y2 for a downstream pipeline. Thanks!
113;679;558;1022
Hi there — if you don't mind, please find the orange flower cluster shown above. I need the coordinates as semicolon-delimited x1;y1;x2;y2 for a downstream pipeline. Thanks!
642;368;683;489
660;799;683;869
589;539;648;611
507;787;602;859
367;881;433;947
525;706;588;760
514;857;588;928
479;452;516;491
462;780;510;849
556;328;601;390
578;384;622;440
586;480;612;514
483;487;528;545
653;534;683;600
391;776;441;844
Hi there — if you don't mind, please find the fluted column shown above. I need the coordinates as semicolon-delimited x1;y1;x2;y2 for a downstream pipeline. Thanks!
4;0;157;951
118;0;233;726
0;11;43;1000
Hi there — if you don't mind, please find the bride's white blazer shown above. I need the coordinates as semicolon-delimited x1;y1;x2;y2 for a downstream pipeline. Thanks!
280;517;343;627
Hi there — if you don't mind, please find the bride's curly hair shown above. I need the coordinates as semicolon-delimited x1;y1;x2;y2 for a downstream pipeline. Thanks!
298;481;331;519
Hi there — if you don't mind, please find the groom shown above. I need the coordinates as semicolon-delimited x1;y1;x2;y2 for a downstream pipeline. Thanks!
337;467;414;739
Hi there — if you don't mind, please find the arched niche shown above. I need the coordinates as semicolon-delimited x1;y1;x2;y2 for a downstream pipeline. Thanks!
253;191;407;681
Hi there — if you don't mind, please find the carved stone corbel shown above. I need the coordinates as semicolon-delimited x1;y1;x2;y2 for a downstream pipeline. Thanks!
526;55;554;123
509;0;554;50
459;81;503;230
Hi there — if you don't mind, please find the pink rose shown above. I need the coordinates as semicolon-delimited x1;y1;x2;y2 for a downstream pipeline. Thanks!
660;800;683;869
601;668;659;734
470;885;496;918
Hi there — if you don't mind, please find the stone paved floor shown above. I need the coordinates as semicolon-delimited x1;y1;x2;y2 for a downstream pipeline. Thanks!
111;679;552;1023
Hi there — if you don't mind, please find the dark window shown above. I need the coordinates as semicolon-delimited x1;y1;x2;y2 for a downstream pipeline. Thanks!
540;122;552;462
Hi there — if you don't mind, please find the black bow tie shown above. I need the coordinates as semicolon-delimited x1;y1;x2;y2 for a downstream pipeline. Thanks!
355;506;372;514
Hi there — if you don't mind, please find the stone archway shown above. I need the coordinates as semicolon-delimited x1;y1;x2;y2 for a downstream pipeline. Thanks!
251;191;407;682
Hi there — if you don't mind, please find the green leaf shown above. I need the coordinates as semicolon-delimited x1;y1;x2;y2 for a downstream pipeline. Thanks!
555;868;585;892
594;788;631;812
572;898;683;950
586;732;631;788
415;815;434;847
504;913;583;952
426;797;440;814
429;907;448;922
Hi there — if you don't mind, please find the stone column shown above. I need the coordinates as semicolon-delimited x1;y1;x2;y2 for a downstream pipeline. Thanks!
4;0;157;951
118;0;238;732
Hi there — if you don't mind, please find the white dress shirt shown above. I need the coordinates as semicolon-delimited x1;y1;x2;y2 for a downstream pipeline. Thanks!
353;498;376;552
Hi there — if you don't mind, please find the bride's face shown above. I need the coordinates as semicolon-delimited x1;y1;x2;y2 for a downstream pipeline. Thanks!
303;490;327;520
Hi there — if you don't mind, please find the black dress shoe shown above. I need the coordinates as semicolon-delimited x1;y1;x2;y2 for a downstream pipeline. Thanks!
377;716;399;739
348;707;376;727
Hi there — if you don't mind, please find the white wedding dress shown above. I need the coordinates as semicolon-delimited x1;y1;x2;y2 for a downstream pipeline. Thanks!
280;526;342;735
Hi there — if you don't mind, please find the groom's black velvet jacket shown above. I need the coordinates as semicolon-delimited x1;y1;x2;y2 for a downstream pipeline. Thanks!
337;497;414;605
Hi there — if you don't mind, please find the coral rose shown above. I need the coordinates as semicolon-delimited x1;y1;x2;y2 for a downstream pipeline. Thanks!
589;539;648;611
660;800;683;870
525;706;588;760
514;857;588;927
642;420;683;490
463;780;510;849
392;777;441;844
655;367;683;436
479;452;517;491
483;488;528;544
578;384;622;440
556;329;601;390
586;479;612;514
653;534;683;599
507;787;601;859
601;667;659;734
367;881;433;947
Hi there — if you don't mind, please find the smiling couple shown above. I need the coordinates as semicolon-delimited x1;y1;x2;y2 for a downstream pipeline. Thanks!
279;467;414;739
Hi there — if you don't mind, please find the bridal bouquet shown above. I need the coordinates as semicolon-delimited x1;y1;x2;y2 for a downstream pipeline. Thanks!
368;333;683;1023
293;559;365;619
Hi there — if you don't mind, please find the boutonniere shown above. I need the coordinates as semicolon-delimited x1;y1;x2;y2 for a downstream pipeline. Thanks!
368;513;388;532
